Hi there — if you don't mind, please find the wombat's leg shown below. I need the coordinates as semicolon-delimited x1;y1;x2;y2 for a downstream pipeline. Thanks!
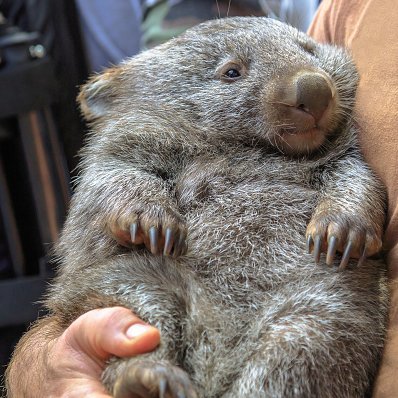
306;153;386;269
62;131;190;261
222;279;383;398
103;358;197;398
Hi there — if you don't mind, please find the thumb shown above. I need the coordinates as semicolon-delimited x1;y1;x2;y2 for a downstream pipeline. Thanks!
62;307;160;364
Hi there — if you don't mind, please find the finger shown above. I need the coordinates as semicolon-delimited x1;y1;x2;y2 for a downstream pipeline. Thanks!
64;307;160;362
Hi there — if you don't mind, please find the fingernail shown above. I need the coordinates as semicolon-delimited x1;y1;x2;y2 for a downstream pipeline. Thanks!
126;323;151;339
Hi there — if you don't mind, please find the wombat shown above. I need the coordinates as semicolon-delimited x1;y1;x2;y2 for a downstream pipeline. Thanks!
46;17;387;398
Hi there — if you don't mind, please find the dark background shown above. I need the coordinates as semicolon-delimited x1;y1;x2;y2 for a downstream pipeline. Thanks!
0;0;88;383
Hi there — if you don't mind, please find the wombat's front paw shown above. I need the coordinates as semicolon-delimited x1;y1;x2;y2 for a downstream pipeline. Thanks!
113;360;197;398
109;206;187;257
306;212;382;269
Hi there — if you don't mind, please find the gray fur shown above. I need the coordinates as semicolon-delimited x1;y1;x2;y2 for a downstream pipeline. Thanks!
46;17;387;397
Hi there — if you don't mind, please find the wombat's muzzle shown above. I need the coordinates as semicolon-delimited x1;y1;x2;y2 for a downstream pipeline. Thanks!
273;71;335;132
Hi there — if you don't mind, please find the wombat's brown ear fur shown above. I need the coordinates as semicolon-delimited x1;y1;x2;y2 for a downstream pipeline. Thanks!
78;68;120;121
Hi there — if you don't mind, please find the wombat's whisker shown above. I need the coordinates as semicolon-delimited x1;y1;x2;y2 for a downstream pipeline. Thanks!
215;0;221;19
330;60;355;77
227;0;232;17
272;122;296;129
266;100;296;107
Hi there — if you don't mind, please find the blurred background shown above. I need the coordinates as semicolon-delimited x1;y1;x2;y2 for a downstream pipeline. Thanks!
0;0;320;383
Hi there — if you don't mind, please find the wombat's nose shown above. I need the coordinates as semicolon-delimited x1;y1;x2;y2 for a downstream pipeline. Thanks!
281;72;334;124
295;73;333;123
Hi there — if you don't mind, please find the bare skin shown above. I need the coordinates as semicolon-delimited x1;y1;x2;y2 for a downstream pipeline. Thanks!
5;307;160;398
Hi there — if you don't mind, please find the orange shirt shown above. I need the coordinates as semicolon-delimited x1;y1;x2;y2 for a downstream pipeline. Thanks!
309;0;398;273
309;3;398;395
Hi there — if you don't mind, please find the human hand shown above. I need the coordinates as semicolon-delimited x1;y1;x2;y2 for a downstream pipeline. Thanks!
5;307;160;398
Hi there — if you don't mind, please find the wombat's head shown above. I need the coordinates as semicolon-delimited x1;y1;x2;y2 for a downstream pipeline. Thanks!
79;17;358;156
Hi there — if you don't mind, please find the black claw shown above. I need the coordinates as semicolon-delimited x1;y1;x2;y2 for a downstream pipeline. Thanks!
326;235;338;266
171;233;181;258
339;240;353;269
306;235;313;254
177;234;186;257
159;377;167;398
313;235;322;264
164;228;174;256
181;240;188;256
130;222;138;243
149;226;158;254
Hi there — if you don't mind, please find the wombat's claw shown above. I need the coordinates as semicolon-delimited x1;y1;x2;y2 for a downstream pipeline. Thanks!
306;234;322;263
306;218;382;269
326;235;366;269
307;231;359;269
339;242;366;269
111;212;187;257
132;223;187;257
130;223;139;243
113;361;197;398
339;240;353;269
149;226;159;254
159;378;167;398
164;228;173;256
326;235;338;265
313;235;322;263
306;235;313;254
172;234;187;258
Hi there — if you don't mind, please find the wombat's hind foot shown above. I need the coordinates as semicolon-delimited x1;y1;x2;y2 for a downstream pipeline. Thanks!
113;359;197;398
110;207;187;257
306;211;382;269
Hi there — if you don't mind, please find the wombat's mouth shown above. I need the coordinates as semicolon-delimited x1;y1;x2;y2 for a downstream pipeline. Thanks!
276;126;328;155
271;99;336;155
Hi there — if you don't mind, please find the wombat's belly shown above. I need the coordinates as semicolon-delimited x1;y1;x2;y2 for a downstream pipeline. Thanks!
174;156;385;310
177;157;318;285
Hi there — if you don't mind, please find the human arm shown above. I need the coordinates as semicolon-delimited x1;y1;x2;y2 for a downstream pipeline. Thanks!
5;307;160;398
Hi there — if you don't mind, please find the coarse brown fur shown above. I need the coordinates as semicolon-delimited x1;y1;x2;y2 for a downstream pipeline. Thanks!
17;17;390;397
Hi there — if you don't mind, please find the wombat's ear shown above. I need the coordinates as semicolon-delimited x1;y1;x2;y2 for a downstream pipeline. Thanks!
78;69;119;121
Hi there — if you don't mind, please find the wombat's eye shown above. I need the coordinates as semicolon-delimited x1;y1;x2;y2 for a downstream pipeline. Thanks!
224;69;241;79
217;61;246;82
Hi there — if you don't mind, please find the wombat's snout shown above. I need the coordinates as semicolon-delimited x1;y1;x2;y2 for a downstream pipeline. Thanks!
268;70;337;154
278;71;335;129
293;72;334;123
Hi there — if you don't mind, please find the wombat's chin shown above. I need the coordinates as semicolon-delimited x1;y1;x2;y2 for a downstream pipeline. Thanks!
272;127;328;156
